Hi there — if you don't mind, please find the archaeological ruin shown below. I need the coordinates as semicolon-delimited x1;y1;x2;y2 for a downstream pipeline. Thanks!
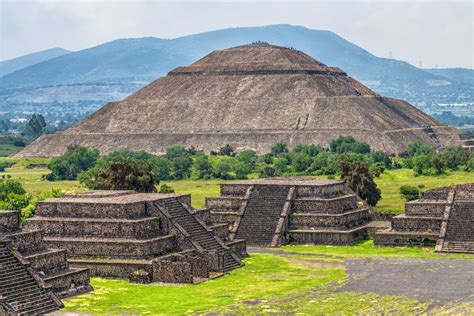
15;43;466;158
0;210;89;315
374;184;474;254
22;191;246;284
205;179;370;247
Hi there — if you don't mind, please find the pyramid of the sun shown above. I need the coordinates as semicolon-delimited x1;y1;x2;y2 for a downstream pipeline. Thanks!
16;43;462;157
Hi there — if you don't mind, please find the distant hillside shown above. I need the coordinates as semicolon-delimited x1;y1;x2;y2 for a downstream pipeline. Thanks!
0;25;472;125
0;47;70;77
0;25;448;89
424;68;474;86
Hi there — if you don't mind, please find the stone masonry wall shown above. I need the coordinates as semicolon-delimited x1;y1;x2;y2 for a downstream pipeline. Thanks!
0;211;20;233
291;195;357;214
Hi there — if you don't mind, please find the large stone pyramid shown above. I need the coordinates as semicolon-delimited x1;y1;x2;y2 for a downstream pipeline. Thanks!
16;43;462;157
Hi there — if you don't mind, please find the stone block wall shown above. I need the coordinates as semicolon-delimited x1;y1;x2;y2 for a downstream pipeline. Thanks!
70;260;153;279
294;183;346;198
289;208;369;229
6;230;44;253
36;201;147;219
405;201;447;217
391;215;442;232
0;211;20;233
206;197;245;210
291;195;357;214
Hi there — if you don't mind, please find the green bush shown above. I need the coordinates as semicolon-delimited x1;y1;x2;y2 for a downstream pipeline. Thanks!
158;184;175;193
399;185;420;201
330;136;371;154
79;157;157;192
47;145;99;180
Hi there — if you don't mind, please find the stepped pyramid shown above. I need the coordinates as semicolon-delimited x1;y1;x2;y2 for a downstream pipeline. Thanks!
205;179;370;247
16;43;462;158
23;191;246;284
375;183;474;254
0;210;92;298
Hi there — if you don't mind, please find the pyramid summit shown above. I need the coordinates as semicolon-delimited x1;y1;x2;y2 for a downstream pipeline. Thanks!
16;43;462;157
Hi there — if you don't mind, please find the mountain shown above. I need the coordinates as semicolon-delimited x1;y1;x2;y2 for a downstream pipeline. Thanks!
424;68;474;86
16;44;462;158
1;25;472;125
0;47;70;78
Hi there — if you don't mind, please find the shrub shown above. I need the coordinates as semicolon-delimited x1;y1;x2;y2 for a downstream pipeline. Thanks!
158;184;175;193
191;153;213;179
79;157;157;192
271;142;289;156
213;160;233;180
218;144;236;157
48;145;99;180
399;185;420;201
330;136;371;154
259;166;276;178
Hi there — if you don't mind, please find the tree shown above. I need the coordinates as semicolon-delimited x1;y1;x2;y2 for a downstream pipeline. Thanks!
330;136;370;154
372;151;392;169
78;158;157;192
271;142;289;156
232;161;248;179
399;185;420;201
47;145;99;180
213;160;233;179
218;144;236;157
290;152;311;172
293;144;322;157
405;142;435;157
192;153;213;179
259;166;275;178
0;179;29;211
237;150;257;171
165;145;192;179
340;162;381;206
25;114;47;139
273;157;289;175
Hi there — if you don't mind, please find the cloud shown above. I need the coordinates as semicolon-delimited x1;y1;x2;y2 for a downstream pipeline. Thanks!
1;0;472;68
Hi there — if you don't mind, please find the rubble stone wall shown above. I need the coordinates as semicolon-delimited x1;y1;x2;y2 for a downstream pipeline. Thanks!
405;202;447;217
288;228;367;245
205;197;244;210
291;195;357;214
0;211;20;232
70;260;153;278
36;201;147;219
289;209;369;229
391;215;442;232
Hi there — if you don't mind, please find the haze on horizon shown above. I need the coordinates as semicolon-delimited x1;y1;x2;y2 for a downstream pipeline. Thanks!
1;0;473;69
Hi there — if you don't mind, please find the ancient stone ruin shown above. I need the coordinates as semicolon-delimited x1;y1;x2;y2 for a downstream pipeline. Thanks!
205;179;370;247
375;184;474;254
0;210;92;297
23;191;247;284
16;43;464;158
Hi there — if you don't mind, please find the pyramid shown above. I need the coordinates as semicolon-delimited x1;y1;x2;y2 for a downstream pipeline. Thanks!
16;43;462;157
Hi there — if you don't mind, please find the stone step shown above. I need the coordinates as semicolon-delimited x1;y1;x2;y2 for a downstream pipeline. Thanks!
25;216;162;239
43;235;177;259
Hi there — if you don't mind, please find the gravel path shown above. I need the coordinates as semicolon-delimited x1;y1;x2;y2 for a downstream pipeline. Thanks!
339;257;474;302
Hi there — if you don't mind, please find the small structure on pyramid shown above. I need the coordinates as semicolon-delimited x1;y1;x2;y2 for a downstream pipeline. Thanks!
205;179;370;247
0;210;92;298
375;184;474;254
16;43;464;158
23;191;247;284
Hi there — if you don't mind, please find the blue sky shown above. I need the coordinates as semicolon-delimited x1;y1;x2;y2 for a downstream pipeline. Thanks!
1;0;472;68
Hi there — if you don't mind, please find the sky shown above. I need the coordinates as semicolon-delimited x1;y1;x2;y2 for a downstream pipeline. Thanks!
1;0;473;69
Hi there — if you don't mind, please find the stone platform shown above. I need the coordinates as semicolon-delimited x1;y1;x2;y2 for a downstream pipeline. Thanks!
205;179;370;247
375;183;474;254
24;190;247;284
0;210;92;298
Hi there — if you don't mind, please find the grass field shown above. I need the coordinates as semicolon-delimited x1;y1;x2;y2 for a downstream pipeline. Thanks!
0;158;472;213
0;144;24;157
63;243;473;315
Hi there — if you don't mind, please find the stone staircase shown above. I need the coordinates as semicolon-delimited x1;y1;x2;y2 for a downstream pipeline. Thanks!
235;185;290;246
0;242;62;315
158;199;241;272
442;202;474;254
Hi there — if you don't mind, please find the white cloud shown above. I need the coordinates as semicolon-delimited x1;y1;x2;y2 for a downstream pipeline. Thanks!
1;0;472;68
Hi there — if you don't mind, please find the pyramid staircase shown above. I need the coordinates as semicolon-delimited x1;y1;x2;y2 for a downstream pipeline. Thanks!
439;201;474;254
234;185;290;246
0;241;63;315
1;211;92;298
156;199;241;272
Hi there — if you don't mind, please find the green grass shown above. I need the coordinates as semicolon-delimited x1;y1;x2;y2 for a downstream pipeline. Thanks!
280;240;474;260
0;157;85;197
375;169;473;213
64;251;474;315
64;253;346;315
0;158;471;212
0;144;24;157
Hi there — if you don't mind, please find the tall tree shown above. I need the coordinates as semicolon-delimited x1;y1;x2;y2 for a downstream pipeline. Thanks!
25;114;47;138
340;162;381;206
